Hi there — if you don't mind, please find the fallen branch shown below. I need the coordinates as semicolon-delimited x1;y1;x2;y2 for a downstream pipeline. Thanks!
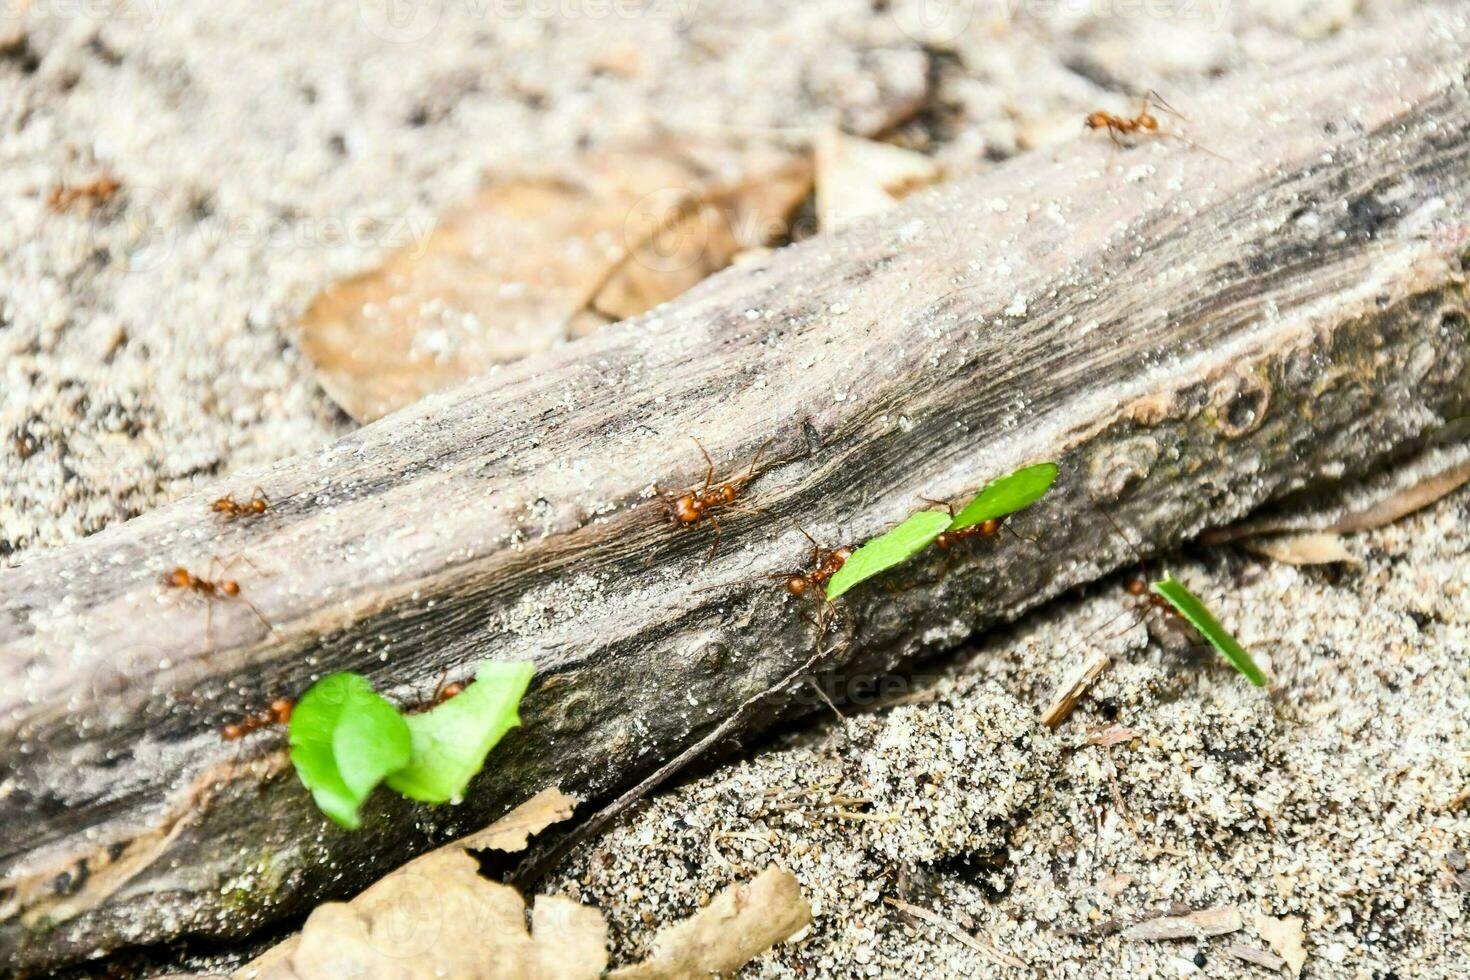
2;10;1468;972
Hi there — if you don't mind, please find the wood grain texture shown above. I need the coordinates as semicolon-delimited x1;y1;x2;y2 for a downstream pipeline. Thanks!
3;9;1469;972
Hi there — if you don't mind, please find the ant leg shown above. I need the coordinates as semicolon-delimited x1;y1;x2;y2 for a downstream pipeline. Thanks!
1143;89;1185;119
705;516;722;561
792;524;823;566
691;437;715;493
1090;501;1152;583
917;495;957;518
1165;132;1233;163
239;597;276;636
805;676;845;722
1003;523;1040;547
744;438;774;483
216;552;264;576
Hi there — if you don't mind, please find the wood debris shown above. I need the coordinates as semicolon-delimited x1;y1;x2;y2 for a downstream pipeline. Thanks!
1086;726;1139;748
47;173;122;213
1040;648;1111;729
884;897;1028;970
1119;906;1243;941
1224;942;1288;970
1240;532;1359;566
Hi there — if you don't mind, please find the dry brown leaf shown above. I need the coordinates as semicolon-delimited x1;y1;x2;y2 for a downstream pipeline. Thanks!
1120;906;1243;941
1241;532;1359;566
1205;451;1470;543
456;785;578;852
298;142;812;422
237;787;578;979
259;853;607;980
815;128;942;232
1325;458;1470;532
1254;912;1308;977
239;796;810;980
611;866;813;979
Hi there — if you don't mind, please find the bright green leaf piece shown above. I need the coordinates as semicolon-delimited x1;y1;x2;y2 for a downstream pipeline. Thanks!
948;462;1059;531
1150;575;1269;687
385;660;535;804
289;672;412;830
825;510;952;601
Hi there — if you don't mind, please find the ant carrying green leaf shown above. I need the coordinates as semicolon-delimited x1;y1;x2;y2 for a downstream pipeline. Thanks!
825;462;1059;600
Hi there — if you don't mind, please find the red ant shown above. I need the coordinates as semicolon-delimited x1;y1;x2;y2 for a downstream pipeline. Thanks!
778;531;853;599
935;517;1002;550
212;488;269;520
47;173;121;213
164;558;272;647
221;697;293;741
407;672;466;713
918;496;1033;551
777;531;854;633
1089;506;1198;646
658;438;771;559
1085;91;1229;161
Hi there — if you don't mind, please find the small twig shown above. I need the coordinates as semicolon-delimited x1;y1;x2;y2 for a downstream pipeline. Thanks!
1040;647;1112;729
884;897;1029;970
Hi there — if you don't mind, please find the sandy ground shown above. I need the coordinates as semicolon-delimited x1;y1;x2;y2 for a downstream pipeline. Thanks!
3;1;1463;977
544;483;1470;977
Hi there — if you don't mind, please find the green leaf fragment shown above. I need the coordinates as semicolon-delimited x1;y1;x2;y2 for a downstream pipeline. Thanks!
289;673;412;829
826;510;952;601
948;462;1059;531
1150;575;1269;687
386;660;535;804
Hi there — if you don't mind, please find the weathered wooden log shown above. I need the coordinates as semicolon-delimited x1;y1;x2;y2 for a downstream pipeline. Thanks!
3;9;1469;973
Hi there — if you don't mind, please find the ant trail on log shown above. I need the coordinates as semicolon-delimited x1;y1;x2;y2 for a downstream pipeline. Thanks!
1085;90;1231;162
657;437;772;559
164;556;274;651
212;487;270;520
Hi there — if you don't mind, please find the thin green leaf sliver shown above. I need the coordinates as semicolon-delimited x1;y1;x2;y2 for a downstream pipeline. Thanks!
385;660;535;804
1150;575;1269;686
826;510;951;601
289;672;411;830
948;462;1059;531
